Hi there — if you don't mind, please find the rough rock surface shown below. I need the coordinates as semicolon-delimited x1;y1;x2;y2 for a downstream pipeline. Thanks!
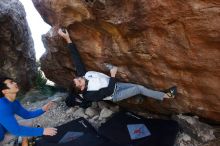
32;0;220;122
0;0;37;91
172;115;216;143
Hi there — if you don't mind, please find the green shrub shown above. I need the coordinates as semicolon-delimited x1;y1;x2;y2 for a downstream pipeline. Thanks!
34;69;55;96
35;70;47;88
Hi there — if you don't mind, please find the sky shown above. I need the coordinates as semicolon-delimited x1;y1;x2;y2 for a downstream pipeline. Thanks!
19;0;55;85
20;0;51;60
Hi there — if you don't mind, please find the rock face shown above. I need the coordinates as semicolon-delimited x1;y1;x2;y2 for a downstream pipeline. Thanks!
0;0;37;91
32;0;220;122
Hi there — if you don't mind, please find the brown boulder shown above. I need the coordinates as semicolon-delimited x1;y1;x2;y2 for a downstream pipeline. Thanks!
0;0;37;91
32;0;220;122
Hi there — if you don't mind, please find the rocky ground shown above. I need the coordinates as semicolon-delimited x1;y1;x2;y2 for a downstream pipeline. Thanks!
20;92;220;146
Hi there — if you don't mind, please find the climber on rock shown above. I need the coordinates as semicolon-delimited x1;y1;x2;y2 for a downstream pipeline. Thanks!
58;28;177;107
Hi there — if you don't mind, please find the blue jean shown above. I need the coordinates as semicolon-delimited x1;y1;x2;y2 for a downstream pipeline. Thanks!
112;82;165;102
